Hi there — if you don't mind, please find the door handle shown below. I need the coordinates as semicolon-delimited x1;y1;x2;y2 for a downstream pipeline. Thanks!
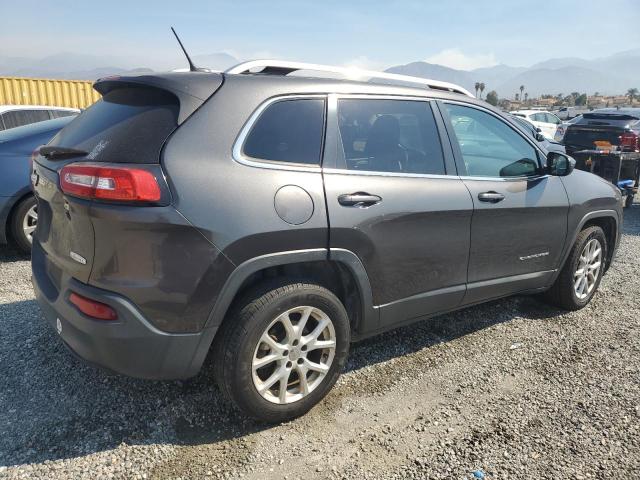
338;192;382;207
478;191;505;203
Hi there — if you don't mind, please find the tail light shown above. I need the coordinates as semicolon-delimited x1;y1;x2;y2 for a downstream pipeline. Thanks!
619;131;639;152
59;163;161;202
69;292;118;320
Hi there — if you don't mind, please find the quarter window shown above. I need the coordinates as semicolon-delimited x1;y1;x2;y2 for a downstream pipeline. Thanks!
243;98;325;165
445;104;540;178
337;99;445;174
1;110;50;129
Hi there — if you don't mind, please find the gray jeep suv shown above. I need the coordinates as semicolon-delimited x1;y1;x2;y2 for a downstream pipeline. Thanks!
31;61;622;422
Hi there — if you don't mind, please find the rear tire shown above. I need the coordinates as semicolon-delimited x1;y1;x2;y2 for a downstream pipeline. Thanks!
542;226;607;310
10;196;37;254
213;280;350;423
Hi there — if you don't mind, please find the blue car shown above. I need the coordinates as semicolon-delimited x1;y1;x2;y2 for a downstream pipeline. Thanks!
0;116;76;252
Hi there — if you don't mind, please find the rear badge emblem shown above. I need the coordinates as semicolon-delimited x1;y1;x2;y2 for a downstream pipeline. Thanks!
56;318;62;335
70;251;87;265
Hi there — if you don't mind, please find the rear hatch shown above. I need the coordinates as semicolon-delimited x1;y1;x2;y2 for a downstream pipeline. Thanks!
32;73;223;287
563;112;639;152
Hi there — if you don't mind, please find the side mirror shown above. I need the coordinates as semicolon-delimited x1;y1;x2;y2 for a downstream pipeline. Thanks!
547;151;575;176
534;127;545;142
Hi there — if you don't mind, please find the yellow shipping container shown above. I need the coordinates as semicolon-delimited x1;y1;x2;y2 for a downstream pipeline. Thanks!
0;76;101;109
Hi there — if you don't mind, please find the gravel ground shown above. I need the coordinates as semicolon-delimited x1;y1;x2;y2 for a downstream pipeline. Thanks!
1;207;639;480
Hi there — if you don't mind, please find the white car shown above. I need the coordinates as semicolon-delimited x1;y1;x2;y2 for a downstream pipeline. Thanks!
556;107;589;120
511;110;562;140
0;105;80;131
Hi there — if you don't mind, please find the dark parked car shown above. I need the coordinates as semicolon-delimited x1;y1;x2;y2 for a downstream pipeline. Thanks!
562;108;640;154
0;116;76;252
31;61;622;422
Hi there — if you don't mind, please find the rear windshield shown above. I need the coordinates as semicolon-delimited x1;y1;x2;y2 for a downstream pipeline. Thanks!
48;86;179;163
582;113;639;121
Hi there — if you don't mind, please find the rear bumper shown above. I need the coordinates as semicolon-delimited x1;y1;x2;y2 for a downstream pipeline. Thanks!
31;240;217;379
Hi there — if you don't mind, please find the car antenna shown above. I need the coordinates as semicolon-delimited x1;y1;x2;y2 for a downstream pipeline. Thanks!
171;27;203;72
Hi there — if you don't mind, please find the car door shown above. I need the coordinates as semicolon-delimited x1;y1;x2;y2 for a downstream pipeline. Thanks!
322;95;473;332
544;113;561;139
439;101;569;305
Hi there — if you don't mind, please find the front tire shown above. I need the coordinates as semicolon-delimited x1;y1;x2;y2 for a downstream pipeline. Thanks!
542;226;607;310
213;281;350;422
10;196;37;254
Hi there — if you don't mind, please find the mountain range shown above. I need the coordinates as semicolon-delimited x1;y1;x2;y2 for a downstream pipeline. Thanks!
1;49;638;98
387;49;640;97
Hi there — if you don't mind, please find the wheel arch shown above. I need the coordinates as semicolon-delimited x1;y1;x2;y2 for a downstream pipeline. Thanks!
1;188;34;244
562;210;619;276
204;249;377;336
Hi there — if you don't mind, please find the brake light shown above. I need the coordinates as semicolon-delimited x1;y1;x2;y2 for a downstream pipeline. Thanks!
69;292;118;320
59;163;161;202
619;131;639;152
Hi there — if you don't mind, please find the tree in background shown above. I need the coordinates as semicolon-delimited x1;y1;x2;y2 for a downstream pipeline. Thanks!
520;85;525;101
515;93;520;101
628;88;639;104
575;93;588;106
486;90;499;106
479;82;485;99
475;82;481;98
524;92;528;104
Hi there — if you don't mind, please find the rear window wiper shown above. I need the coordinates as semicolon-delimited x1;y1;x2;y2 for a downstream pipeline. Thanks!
39;146;88;160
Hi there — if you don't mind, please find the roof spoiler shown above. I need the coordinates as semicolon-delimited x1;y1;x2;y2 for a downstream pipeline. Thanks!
94;72;223;124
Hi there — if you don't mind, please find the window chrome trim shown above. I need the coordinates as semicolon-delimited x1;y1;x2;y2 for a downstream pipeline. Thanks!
232;94;326;173
458;174;552;182
322;168;460;180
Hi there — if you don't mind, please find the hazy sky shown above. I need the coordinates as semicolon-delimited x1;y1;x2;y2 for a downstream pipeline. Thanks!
1;0;639;70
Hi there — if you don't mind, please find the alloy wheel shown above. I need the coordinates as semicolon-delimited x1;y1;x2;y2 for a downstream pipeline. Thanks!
22;204;38;244
252;306;336;404
574;238;602;300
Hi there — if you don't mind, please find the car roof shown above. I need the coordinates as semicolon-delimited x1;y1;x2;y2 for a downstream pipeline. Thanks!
591;108;640;115
221;72;484;104
0;105;80;114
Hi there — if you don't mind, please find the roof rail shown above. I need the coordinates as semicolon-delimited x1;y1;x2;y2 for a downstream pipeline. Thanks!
225;60;474;98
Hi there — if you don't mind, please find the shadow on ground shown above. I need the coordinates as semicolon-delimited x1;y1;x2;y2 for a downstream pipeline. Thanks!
1;205;637;468
0;295;561;468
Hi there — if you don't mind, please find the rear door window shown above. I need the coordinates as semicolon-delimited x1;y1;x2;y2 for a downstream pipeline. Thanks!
531;113;546;123
47;86;179;164
1;109;50;129
545;113;560;124
336;99;445;174
242;98;325;165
